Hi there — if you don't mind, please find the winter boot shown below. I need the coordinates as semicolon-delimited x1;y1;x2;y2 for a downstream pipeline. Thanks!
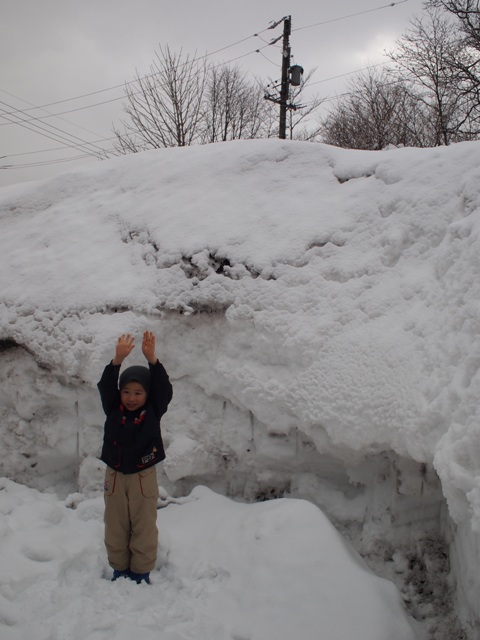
130;571;151;584
111;569;130;581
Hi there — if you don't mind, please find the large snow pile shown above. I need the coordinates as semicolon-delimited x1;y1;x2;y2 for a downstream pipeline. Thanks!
0;138;479;637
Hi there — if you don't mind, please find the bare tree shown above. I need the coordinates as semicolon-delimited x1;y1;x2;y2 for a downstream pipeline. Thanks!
113;47;283;152
428;0;480;45
113;46;208;153
113;47;327;152
427;0;480;113
319;68;429;149
202;65;269;142
320;6;480;150
387;8;478;144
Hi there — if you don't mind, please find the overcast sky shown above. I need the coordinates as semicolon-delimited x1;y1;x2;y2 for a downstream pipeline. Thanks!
0;0;425;188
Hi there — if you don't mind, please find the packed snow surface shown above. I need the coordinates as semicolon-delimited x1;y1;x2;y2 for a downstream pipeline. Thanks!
0;480;414;640
1;138;480;636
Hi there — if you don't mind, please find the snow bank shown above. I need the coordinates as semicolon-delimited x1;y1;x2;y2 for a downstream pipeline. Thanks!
1;138;480;634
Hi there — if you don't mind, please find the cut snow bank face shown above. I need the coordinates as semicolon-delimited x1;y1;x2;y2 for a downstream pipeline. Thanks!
1;139;480;634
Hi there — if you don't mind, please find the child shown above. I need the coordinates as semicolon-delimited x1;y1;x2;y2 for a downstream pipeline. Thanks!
97;331;173;584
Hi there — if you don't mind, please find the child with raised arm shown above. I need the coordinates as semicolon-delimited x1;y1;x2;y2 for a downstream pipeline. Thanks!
97;331;173;584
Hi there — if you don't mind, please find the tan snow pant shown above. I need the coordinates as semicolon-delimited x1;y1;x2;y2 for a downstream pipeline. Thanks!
104;466;159;574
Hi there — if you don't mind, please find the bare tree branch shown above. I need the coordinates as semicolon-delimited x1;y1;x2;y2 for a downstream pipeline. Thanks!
387;7;478;144
319;68;430;149
113;46;208;153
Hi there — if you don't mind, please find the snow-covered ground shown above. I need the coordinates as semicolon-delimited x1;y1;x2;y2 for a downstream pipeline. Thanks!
1;139;480;638
0;479;415;640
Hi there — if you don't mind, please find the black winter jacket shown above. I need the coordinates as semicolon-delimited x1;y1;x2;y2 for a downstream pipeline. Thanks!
98;360;173;474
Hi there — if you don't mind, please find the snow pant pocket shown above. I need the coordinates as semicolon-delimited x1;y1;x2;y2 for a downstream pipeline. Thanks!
139;466;160;499
104;467;117;497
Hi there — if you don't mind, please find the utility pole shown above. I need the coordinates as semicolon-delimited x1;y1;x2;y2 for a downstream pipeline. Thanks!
264;16;303;139
279;16;291;140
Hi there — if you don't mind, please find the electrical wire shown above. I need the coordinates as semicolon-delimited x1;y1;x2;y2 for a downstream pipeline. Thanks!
293;0;410;32
1;30;274;119
2;135;118;160
297;64;406;110
0;42;276;127
0;88;105;140
0;93;125;127
0;154;93;169
309;62;389;87
256;50;280;67
0;99;107;158
0;110;101;160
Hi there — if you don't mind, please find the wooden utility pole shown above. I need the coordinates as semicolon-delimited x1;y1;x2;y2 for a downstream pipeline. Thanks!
264;16;303;139
278;16;291;140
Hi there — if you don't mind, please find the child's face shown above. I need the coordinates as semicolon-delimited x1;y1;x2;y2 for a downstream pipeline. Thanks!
120;381;147;411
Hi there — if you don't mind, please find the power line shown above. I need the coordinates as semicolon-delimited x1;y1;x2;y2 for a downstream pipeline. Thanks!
299;64;410;111
0;87;105;140
0;99;108;158
293;0;410;32
0;111;96;159
0;30;273;119
0;44;275;128
2;135;118;160
0;93;125;127
0;153;94;170
256;49;280;67
309;61;389;87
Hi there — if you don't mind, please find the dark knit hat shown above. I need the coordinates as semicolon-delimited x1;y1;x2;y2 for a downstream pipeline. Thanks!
119;365;151;394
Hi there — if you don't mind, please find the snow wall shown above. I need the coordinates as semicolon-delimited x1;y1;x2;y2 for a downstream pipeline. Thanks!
1;139;480;635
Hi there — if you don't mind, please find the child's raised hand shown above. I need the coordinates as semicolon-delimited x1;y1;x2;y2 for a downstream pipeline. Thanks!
112;334;135;365
142;331;157;364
